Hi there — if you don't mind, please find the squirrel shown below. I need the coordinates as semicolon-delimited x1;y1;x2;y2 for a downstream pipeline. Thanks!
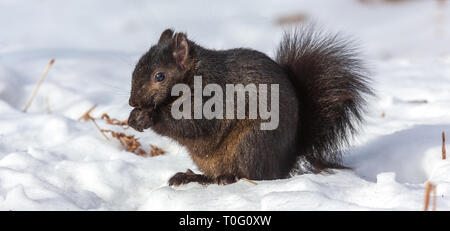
127;27;372;186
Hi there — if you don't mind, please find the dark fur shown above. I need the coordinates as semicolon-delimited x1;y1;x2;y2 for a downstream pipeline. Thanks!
128;27;372;186
276;27;373;170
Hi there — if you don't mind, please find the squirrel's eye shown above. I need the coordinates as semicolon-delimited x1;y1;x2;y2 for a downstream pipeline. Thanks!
155;72;165;82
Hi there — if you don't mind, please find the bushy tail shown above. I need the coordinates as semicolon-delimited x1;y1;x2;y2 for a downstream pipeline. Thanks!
275;27;373;171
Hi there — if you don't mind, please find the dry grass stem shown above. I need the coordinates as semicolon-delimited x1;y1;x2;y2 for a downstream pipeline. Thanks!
443;131;446;160
241;178;258;185
78;106;165;157
92;119;110;140
101;113;129;128
23;59;55;112
424;182;437;211
101;129;142;153
78;104;98;121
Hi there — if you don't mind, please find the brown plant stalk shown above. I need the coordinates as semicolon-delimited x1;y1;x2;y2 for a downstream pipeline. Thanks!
78;106;165;157
424;182;437;211
23;59;55;112
101;113;129;128
78;104;98;121
442;131;446;160
241;178;258;185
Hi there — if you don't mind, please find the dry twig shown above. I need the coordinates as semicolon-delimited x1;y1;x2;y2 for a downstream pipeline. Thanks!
23;59;55;112
240;178;258;185
78;104;109;140
101;113;129;128
78;106;165;157
101;129;142;153
78;104;98;121
424;182;437;211
92;119;110;140
443;131;446;160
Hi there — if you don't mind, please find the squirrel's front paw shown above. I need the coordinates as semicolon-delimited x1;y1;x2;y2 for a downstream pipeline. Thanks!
128;108;153;132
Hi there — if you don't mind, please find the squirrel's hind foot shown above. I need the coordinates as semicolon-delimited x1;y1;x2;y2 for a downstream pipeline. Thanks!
168;169;239;186
216;174;239;185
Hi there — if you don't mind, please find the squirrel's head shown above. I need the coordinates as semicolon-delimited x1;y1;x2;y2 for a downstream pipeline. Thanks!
129;29;194;110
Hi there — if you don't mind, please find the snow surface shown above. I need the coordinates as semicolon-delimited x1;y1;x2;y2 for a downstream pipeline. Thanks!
1;0;450;210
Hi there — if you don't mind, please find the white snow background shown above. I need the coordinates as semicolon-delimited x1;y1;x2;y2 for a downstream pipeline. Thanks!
1;0;450;210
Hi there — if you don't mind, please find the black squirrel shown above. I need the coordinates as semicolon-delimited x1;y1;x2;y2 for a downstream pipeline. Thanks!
128;27;372;186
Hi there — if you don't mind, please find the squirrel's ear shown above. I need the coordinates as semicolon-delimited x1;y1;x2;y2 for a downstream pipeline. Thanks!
158;29;174;43
172;32;190;69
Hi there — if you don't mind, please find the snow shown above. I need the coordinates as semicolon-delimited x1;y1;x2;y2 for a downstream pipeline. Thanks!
1;0;450;210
